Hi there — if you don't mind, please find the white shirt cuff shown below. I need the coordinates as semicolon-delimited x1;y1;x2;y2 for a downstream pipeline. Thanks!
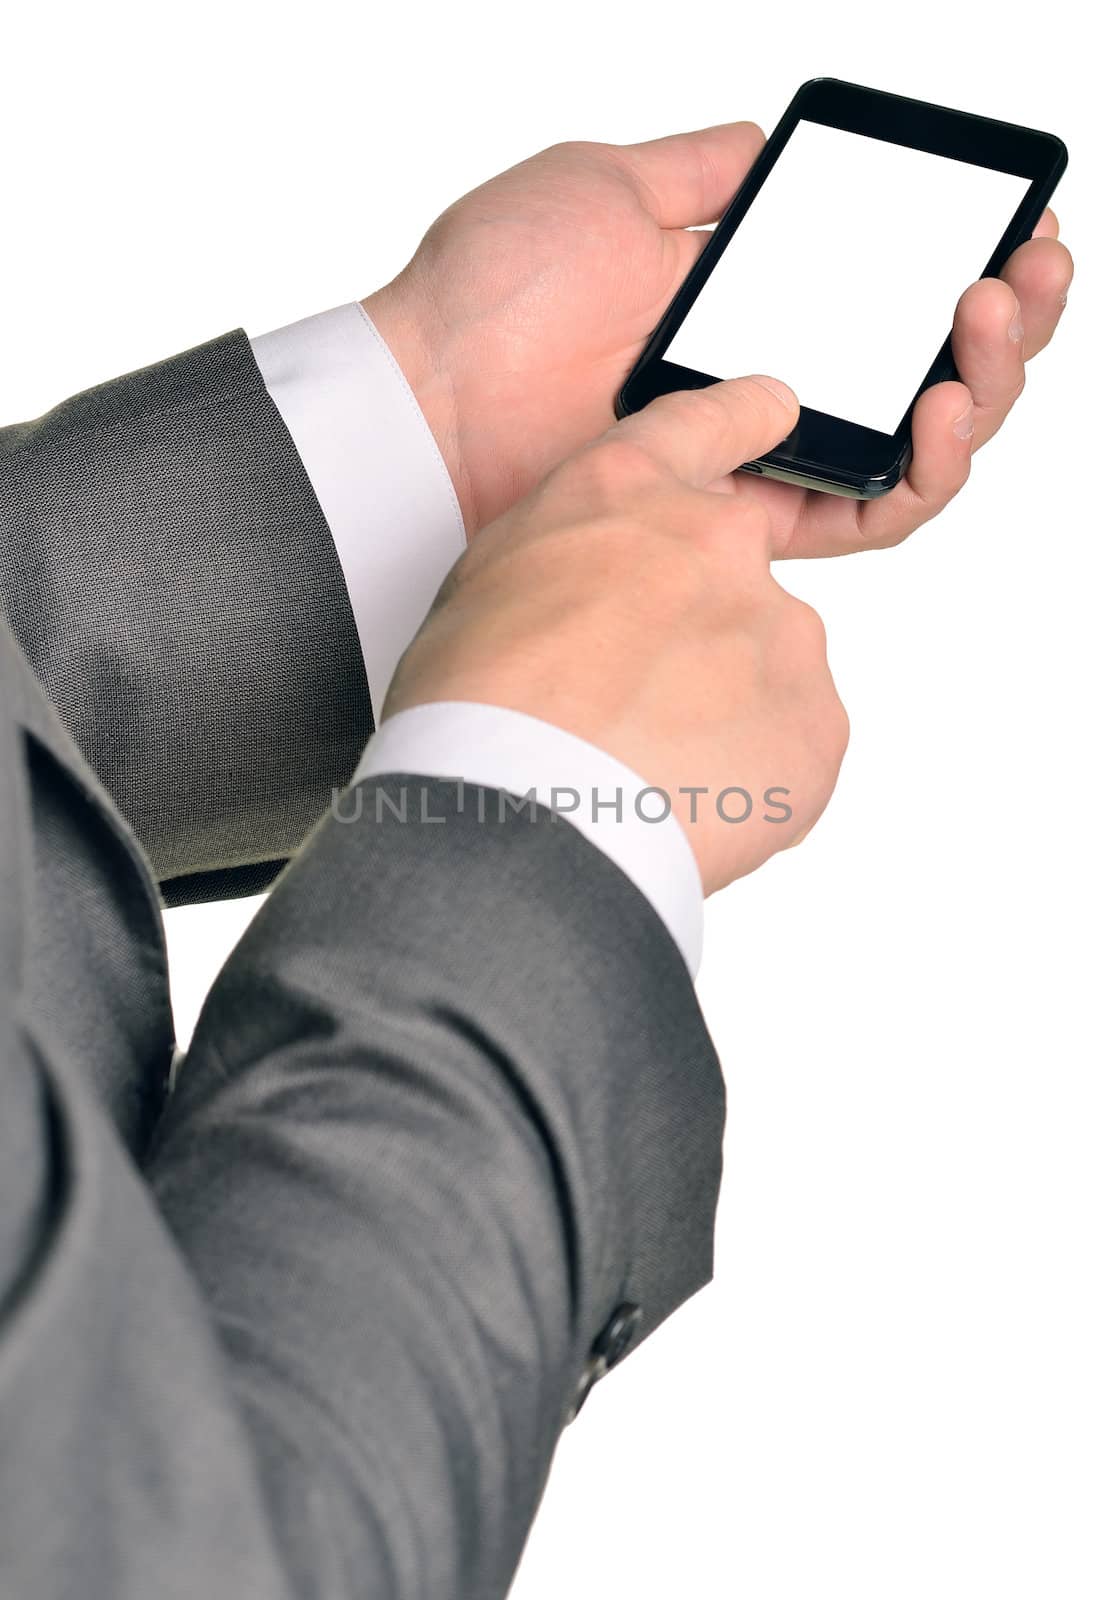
249;303;466;721
355;703;704;976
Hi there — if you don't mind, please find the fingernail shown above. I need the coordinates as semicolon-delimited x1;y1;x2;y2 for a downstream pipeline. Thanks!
748;374;798;410
1059;290;1069;310
1007;309;1025;343
953;403;975;440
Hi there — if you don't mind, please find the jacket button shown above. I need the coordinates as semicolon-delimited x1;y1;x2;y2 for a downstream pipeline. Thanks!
597;1301;643;1367
566;1352;608;1422
565;1301;644;1422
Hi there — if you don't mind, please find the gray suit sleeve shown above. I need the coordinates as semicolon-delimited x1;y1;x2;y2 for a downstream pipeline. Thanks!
0;778;724;1600
0;334;373;903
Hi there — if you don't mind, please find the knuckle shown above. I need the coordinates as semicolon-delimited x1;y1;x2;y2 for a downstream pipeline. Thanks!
579;436;662;503
874;516;928;551
544;138;607;168
805;667;850;765
1005;367;1027;406
787;596;829;654
670;386;731;438
828;693;852;756
638;386;728;457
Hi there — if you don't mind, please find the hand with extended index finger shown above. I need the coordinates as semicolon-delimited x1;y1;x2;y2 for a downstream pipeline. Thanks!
386;374;849;894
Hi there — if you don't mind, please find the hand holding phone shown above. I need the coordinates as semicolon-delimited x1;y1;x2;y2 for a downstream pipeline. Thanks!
364;96;1070;560
618;80;1067;501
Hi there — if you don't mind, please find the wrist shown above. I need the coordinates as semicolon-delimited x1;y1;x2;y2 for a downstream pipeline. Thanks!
361;278;478;536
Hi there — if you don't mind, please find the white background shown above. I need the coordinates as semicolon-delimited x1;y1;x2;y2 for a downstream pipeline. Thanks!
2;4;1110;1596
666;121;1031;431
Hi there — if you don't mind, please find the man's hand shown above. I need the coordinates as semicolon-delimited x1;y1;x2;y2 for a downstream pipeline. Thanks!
384;375;848;894
363;124;1073;555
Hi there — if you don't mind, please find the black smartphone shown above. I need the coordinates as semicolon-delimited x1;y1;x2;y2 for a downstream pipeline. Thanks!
617;79;1067;498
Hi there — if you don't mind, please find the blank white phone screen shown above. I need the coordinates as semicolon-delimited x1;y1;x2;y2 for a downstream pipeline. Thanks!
662;121;1030;435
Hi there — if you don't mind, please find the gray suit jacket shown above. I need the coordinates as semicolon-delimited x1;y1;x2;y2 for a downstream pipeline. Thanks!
0;334;725;1599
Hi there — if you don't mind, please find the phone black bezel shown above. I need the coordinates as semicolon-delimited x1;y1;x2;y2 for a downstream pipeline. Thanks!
616;79;1067;498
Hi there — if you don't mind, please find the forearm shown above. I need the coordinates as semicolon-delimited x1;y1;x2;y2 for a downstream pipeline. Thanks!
145;777;724;1597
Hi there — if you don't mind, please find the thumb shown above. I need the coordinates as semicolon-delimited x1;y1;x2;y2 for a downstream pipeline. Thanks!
610;121;766;228
615;375;798;489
